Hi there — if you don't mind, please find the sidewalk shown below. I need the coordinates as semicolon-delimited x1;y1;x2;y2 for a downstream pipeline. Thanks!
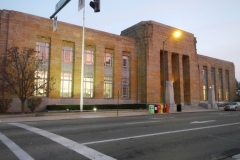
0;106;222;123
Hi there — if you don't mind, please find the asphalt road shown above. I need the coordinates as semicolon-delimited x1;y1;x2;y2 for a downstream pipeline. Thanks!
1;111;240;160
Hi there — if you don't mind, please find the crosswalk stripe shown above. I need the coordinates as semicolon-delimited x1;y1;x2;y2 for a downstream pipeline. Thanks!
0;132;34;160
10;123;116;160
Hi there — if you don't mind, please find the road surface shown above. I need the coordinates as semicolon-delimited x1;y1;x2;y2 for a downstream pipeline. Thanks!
1;111;240;159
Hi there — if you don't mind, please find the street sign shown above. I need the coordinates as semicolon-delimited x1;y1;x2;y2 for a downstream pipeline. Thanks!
53;17;57;32
50;0;71;19
78;0;85;11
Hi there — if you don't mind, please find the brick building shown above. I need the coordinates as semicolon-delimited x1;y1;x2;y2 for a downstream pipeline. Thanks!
0;10;236;112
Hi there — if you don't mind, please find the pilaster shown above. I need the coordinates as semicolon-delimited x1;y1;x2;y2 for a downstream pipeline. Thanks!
179;54;184;104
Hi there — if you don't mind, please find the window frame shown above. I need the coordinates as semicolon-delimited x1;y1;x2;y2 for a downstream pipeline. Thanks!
60;46;74;98
35;41;50;97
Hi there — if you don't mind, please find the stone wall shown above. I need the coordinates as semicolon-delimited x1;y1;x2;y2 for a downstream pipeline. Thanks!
0;10;139;111
0;9;236;112
198;54;235;101
121;21;200;105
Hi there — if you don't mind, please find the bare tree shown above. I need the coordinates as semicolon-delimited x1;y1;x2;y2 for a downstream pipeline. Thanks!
0;47;55;113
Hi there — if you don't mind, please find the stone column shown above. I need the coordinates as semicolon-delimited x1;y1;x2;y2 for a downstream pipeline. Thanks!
166;81;176;112
208;85;218;109
165;52;176;111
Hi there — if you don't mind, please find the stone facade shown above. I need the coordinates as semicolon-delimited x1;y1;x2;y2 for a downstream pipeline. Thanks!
198;54;235;102
121;21;200;106
0;10;236;111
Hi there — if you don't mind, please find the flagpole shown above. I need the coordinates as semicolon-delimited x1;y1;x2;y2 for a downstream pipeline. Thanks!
80;1;85;112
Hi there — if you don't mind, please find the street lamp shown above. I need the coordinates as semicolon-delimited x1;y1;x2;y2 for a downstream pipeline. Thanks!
162;30;182;110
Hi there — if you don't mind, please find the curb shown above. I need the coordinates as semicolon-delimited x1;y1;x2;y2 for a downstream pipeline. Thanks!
0;109;222;123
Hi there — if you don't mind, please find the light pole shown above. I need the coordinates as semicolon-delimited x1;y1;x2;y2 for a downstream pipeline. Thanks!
80;5;85;112
162;31;181;110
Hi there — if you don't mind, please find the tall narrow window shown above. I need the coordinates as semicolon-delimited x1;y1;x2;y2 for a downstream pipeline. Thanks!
203;66;208;100
211;68;216;100
104;52;113;98
218;69;223;101
83;49;94;98
122;55;130;98
61;46;73;97
211;68;215;87
225;70;230;100
35;42;49;96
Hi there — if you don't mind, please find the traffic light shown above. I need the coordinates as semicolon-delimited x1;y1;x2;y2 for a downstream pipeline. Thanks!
89;0;100;12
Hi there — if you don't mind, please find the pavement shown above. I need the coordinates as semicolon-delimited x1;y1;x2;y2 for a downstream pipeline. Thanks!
1;106;240;159
0;106;223;123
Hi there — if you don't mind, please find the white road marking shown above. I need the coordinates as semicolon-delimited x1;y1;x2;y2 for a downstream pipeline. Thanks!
83;122;240;145
79;115;106;118
223;114;240;117
150;117;175;120
190;120;216;124
232;154;240;159
10;123;116;160
211;113;229;115
0;132;34;160
126;117;175;125
126;120;160;125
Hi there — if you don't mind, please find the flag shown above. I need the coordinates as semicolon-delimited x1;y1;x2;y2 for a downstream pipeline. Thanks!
78;0;85;11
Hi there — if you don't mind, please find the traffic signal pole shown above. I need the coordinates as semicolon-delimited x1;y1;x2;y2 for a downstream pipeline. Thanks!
50;0;100;112
50;0;71;19
80;6;85;112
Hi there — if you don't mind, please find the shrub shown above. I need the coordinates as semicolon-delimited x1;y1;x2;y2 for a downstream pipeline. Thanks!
47;104;147;111
27;97;42;112
0;99;12;113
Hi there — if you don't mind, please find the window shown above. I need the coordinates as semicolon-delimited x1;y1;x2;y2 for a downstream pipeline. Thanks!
122;55;130;98
35;42;49;96
203;66;208;100
211;68;215;87
62;47;73;62
83;75;94;98
84;50;94;65
104;52;113;98
122;78;129;98
211;68;216;99
104;53;113;67
123;56;129;67
61;73;72;97
225;70;229;100
60;46;73;97
104;77;113;98
83;49;95;98
218;69;223;101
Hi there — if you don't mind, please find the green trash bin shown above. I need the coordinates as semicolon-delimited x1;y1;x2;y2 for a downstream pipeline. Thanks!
149;105;155;114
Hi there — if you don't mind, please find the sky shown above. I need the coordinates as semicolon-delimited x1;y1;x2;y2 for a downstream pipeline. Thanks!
1;0;240;81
